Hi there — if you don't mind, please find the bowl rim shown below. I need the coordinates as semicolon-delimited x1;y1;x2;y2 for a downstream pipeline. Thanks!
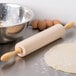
0;3;34;28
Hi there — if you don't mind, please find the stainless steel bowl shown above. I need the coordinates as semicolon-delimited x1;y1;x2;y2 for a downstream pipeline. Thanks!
0;3;34;43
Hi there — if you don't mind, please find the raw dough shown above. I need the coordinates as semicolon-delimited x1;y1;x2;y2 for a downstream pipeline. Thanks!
44;43;76;73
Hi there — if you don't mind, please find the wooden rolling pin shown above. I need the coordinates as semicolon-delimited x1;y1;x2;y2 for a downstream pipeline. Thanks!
1;22;74;61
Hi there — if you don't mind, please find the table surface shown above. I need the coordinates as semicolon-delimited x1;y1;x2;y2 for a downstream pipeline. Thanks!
0;25;76;76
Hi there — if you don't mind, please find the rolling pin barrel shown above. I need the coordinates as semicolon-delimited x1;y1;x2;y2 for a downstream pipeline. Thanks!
15;24;65;57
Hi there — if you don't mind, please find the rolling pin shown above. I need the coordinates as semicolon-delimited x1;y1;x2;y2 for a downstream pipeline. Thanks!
1;22;74;61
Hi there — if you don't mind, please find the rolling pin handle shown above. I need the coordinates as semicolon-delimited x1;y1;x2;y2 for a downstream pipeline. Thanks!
64;22;74;29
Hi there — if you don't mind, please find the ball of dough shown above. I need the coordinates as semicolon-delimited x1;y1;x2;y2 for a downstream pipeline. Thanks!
6;25;24;34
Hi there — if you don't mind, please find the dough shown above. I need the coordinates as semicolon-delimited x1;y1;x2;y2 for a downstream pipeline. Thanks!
44;43;76;73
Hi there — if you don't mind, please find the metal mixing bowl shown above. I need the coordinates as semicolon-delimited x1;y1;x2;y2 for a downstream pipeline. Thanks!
0;3;34;43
